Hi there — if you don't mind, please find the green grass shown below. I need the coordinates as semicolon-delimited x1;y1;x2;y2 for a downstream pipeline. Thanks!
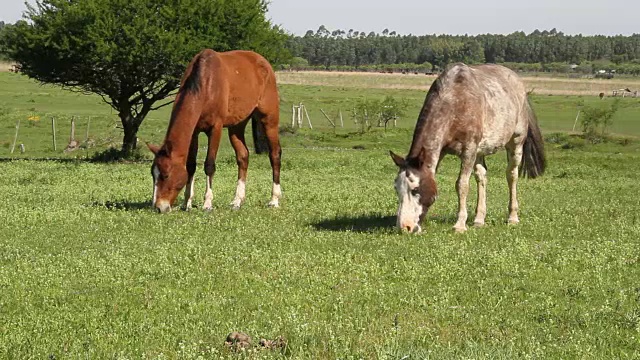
1;72;640;358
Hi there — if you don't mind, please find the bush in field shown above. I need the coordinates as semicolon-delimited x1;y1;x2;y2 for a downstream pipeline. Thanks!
4;0;288;157
351;95;408;133
579;98;620;141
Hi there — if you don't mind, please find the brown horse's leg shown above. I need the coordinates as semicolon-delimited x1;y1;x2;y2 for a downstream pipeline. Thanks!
203;124;223;210
454;150;477;233
506;144;523;224
473;157;487;227
228;122;249;210
262;116;282;208
183;132;199;210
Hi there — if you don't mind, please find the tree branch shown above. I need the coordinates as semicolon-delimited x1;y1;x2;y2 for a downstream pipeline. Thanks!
150;99;175;111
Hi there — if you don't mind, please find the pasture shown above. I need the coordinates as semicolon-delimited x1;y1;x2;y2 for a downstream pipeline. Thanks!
1;71;640;358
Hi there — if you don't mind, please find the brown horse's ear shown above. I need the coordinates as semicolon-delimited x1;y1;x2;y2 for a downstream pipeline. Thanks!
390;151;405;168
146;143;160;155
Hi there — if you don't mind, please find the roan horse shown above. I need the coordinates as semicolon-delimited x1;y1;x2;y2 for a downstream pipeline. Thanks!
390;63;545;233
147;49;281;213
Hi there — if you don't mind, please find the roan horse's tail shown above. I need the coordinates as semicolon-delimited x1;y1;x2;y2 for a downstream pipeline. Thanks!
520;98;546;178
251;116;270;154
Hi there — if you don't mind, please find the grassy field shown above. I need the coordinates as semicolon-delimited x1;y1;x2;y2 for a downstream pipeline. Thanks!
2;71;640;159
1;72;640;358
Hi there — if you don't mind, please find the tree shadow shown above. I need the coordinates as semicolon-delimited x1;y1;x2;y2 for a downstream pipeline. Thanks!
90;200;151;211
312;214;396;233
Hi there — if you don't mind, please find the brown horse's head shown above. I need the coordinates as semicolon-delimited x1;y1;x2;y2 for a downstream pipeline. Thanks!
148;143;188;213
390;148;437;234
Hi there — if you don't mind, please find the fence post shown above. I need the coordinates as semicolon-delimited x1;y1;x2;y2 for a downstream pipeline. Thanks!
85;117;91;143
10;119;20;154
291;104;296;127
319;109;336;128
52;116;57;151
303;105;313;129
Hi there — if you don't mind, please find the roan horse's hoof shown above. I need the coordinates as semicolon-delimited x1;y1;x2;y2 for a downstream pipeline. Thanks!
453;225;467;233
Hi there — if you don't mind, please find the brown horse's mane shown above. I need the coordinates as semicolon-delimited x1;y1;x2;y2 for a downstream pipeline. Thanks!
181;55;203;96
163;54;207;144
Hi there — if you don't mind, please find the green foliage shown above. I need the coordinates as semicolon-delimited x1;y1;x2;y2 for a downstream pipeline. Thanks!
4;0;289;155
579;99;621;141
286;26;640;72
0;21;12;60
289;56;309;68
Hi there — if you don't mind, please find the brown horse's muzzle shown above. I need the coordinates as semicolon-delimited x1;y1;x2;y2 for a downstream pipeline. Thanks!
155;199;172;213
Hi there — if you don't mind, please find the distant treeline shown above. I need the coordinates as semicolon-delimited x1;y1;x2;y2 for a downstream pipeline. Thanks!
285;26;640;75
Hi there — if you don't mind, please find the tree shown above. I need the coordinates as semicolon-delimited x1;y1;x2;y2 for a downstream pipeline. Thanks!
0;22;10;60
4;0;288;156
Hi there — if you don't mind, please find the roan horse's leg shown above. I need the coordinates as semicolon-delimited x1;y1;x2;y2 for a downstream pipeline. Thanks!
454;150;477;233
228;122;249;210
506;145;524;224
183;133;199;210
473;157;488;227
203;124;223;211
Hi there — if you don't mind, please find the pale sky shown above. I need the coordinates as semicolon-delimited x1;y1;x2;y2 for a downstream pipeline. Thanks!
1;0;637;36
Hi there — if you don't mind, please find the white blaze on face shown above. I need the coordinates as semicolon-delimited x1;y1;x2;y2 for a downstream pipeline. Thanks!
394;170;423;233
152;164;160;207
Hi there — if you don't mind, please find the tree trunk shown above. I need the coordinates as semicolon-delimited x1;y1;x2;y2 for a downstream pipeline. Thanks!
119;112;140;157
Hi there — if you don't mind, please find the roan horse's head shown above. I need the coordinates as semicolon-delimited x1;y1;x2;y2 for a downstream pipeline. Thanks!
390;148;437;233
147;143;188;213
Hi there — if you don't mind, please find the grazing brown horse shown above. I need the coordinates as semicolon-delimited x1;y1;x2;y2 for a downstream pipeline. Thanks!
147;49;281;213
390;63;545;233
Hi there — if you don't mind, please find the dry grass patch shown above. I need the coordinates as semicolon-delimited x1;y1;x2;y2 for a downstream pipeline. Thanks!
0;62;15;72
277;71;640;97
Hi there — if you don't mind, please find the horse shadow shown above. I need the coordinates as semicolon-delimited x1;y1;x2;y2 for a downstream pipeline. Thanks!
312;213;460;233
90;200;151;211
312;214;396;233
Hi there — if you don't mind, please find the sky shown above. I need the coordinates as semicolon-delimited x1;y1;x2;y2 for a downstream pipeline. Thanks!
1;0;637;36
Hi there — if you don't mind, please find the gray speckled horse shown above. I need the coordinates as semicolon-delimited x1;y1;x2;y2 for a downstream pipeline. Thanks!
390;63;546;233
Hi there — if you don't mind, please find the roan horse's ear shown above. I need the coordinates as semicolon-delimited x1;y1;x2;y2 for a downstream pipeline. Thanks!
389;151;405;168
146;142;161;155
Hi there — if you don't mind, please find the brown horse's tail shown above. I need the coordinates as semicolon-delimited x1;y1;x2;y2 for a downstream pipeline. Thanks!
251;116;270;154
520;98;546;178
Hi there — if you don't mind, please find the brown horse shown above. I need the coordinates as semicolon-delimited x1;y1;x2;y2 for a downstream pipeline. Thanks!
147;49;281;213
390;63;545;233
